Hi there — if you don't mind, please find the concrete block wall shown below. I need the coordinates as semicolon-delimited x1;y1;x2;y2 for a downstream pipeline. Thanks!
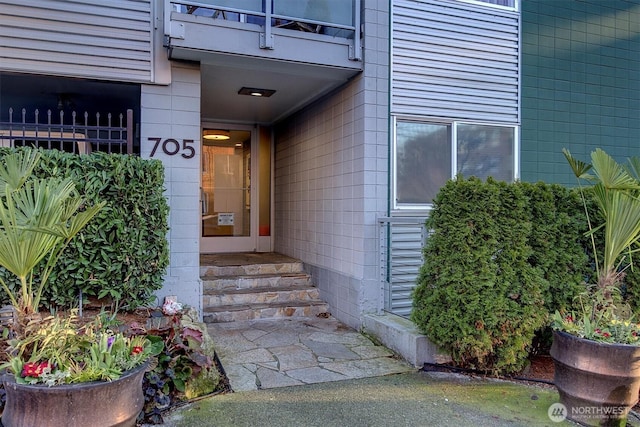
140;62;202;315
273;0;390;329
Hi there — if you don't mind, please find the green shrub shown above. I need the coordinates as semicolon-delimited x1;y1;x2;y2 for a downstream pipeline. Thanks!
0;147;169;310
520;182;589;315
410;176;598;374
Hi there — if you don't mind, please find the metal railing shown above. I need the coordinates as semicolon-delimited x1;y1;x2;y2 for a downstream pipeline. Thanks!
379;216;429;318
164;0;362;60
0;108;134;155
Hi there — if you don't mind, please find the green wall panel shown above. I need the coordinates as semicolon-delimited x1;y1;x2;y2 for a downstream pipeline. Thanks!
520;0;640;185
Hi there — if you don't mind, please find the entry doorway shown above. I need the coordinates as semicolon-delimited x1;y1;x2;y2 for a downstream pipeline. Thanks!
200;124;272;253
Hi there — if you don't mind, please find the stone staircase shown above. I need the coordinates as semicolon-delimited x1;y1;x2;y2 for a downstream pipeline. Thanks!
201;253;330;323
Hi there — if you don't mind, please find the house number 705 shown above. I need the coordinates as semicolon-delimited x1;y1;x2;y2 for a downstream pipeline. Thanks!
148;138;195;159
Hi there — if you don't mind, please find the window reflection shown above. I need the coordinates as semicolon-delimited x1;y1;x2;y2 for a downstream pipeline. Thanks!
396;122;451;204
394;120;516;207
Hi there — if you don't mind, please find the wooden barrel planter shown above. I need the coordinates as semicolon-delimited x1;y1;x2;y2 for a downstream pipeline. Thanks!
1;362;147;427
550;330;640;427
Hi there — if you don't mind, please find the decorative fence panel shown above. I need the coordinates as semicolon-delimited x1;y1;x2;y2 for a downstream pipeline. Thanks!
0;108;134;155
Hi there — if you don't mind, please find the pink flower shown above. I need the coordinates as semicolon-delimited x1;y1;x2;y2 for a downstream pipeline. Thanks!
131;346;144;355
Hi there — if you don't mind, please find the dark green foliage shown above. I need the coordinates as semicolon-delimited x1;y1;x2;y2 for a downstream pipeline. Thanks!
140;312;222;425
411;177;591;374
520;183;589;314
0;147;169;310
623;266;640;314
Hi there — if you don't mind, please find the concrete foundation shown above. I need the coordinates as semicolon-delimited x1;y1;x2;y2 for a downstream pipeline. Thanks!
362;313;451;368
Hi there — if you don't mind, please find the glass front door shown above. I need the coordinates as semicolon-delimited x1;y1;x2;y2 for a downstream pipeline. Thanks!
200;127;255;252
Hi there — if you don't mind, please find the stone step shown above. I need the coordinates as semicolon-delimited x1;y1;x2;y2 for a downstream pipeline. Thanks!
203;273;312;292
204;285;321;307
200;261;304;279
202;301;330;323
200;253;328;323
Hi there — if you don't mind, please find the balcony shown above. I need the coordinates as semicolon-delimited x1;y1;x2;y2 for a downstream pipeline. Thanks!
163;1;363;124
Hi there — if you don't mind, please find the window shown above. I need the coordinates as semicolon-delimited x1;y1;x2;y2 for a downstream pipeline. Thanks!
457;0;518;11
395;122;451;205
393;119;518;209
479;0;515;6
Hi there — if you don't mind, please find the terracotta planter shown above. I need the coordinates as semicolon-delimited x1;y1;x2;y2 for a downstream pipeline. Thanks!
550;330;640;427
1;362;147;427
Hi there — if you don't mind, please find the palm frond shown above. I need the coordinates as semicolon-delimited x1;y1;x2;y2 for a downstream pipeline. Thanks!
591;148;640;191
625;156;640;182
563;148;593;180
0;148;103;314
0;149;40;196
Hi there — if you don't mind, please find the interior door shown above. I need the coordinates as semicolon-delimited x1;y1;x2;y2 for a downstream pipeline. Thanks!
200;126;256;253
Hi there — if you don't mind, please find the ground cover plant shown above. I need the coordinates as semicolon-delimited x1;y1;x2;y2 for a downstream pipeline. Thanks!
139;308;225;425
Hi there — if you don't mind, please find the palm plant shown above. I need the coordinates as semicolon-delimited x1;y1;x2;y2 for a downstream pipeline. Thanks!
553;148;640;344
564;148;640;289
0;148;104;319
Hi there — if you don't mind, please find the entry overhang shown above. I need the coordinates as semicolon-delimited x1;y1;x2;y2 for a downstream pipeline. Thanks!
166;14;363;124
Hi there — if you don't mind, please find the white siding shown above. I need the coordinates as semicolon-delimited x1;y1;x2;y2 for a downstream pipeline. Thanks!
274;0;391;329
141;62;202;315
392;0;520;123
0;0;153;82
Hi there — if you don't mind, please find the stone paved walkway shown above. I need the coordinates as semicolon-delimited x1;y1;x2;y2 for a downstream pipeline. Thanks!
207;316;414;391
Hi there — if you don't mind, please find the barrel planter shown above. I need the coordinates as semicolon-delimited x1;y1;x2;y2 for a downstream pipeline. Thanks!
1;362;147;427
550;330;640;427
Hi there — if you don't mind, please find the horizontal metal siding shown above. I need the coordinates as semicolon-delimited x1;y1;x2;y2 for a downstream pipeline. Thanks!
0;0;153;82
392;0;520;123
382;218;427;318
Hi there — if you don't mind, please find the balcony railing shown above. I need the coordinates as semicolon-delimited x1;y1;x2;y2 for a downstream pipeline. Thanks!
164;0;361;60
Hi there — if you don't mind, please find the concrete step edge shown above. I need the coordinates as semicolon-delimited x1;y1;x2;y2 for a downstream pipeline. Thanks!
203;284;319;296
203;300;328;313
200;262;305;277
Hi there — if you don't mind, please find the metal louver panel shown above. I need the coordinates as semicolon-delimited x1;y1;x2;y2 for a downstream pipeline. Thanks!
379;217;428;318
392;0;520;124
0;0;153;83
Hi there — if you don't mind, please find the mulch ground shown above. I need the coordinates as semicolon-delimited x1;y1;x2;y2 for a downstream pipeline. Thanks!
526;354;554;383
422;354;555;386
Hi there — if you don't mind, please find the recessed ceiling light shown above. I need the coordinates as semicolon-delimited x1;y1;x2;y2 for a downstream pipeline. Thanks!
238;87;276;97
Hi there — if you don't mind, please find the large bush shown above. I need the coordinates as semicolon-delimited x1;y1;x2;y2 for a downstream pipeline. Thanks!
0;147;169;310
519;182;589;315
411;177;589;374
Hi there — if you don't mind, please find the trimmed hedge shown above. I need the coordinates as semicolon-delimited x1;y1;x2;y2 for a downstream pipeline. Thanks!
0;147;169;310
411;177;589;374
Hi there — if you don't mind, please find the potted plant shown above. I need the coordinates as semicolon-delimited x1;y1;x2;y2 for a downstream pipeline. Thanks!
0;148;161;427
550;148;640;427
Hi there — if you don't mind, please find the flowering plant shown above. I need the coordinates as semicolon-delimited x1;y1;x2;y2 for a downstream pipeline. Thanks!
551;285;640;345
552;149;640;345
0;149;163;385
2;311;162;386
